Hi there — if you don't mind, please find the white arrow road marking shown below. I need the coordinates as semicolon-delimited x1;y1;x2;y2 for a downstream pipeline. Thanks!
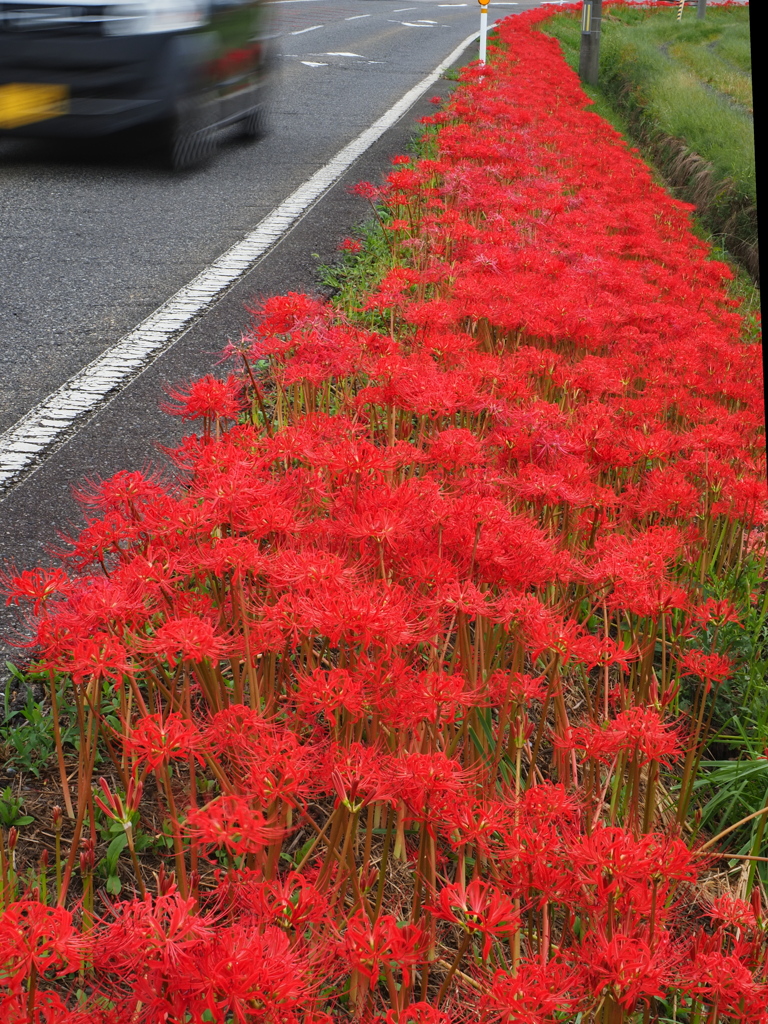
0;29;481;495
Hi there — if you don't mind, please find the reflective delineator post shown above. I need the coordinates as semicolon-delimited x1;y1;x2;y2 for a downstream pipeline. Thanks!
677;0;685;20
478;0;489;65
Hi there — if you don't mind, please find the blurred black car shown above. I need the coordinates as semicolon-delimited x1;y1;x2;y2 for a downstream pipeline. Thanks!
0;0;274;166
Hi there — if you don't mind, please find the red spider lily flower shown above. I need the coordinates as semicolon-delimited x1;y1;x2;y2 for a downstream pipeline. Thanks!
439;798;515;859
678;932;767;1018
690;597;742;629
201;707;323;805
485;670;548;706
519;782;581;829
478;960;577;1023
68;632;131;686
246;737;324;809
122;712;202;771
72;469;168;518
184;794;285;856
384;669;485;728
202;703;274;757
141;615;231;664
0;566;73;615
187;924;319;1024
706;893;760;934
565;634;640;674
328;742;397;811
339;237;362;253
162;374;246;424
350;181;381;201
214;870;329;933
429;879;521;960
0;988;98;1023
94;889;215;979
344;912;429;989
387;750;475;819
295;667;365;725
678;649;734;686
249;290;327;341
580;928;673;1011
0;900;84;994
559;707;683;768
571;827;697;912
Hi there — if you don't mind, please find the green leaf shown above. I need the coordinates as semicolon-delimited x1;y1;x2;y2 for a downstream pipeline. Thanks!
14;815;34;826
293;837;315;867
105;831;129;870
106;874;122;895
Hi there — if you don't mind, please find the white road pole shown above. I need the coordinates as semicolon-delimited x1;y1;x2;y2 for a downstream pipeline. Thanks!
479;0;489;64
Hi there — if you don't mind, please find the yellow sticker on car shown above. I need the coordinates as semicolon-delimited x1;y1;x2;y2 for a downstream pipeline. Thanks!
0;83;69;129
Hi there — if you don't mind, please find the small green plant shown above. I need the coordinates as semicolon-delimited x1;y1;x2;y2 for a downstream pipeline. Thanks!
1;673;78;778
0;786;33;828
315;216;396;325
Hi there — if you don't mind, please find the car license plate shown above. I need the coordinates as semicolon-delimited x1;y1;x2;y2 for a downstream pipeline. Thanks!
0;83;68;129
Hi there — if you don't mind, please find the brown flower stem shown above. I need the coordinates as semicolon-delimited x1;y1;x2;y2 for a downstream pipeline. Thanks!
49;672;74;819
437;930;472;1006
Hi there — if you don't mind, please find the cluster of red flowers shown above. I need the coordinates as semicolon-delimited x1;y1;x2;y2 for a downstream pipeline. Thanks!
2;5;765;1022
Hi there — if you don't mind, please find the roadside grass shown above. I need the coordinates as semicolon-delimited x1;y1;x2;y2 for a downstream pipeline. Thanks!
540;4;757;280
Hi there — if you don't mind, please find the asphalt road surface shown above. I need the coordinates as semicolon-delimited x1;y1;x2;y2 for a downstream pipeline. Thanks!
0;0;546;663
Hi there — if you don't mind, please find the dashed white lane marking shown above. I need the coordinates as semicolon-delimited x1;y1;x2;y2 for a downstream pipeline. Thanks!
345;13;370;19
291;23;323;33
0;29;480;495
417;19;438;22
392;7;417;10
301;60;328;65
395;20;435;25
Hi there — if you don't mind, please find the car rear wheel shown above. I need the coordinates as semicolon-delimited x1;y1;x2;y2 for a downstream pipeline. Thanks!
163;95;218;170
240;101;269;141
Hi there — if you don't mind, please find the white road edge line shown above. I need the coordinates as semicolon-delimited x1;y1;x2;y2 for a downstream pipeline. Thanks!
0;28;480;496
